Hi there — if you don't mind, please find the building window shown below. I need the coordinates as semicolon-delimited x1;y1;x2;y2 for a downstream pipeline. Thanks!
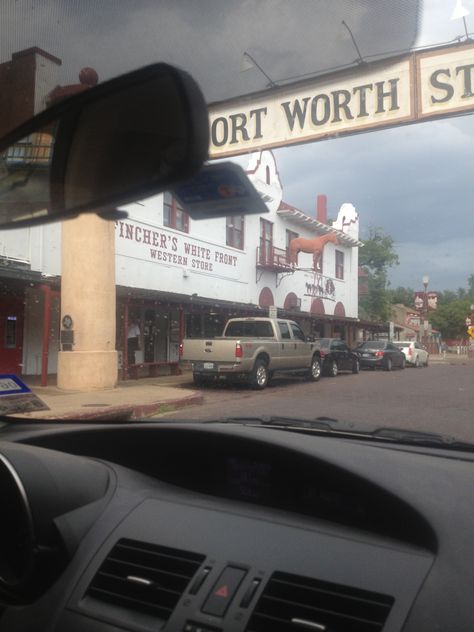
226;215;244;249
335;250;344;279
286;229;299;264
4;316;17;348
163;191;189;232
259;219;273;264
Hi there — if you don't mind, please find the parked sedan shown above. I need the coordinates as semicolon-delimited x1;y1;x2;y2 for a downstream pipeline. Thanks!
318;338;360;377
393;340;429;367
355;340;406;371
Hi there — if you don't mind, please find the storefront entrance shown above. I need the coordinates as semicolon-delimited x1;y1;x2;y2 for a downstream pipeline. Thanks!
118;299;183;378
0;296;24;374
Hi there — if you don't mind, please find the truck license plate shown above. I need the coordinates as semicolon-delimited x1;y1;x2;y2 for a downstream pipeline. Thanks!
203;362;215;370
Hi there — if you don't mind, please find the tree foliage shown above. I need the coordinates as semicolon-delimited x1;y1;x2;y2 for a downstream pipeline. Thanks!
430;300;472;339
359;227;399;274
387;286;415;306
359;228;399;321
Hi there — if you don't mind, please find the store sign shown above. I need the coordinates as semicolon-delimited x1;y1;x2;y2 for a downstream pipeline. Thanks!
115;220;242;280
209;43;474;157
414;291;438;311
406;312;421;327
304;274;336;300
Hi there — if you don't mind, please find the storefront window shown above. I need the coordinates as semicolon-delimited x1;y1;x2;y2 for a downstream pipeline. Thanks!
185;313;226;338
4;316;17;348
260;219;273;264
204;314;225;337
163;191;189;233
226;215;244;249
335;250;344;280
286;229;298;264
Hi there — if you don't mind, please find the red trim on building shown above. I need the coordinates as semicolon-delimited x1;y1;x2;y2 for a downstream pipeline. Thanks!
310;298;325;314
334;301;346;317
284;292;299;309
40;285;52;387
258;287;274;308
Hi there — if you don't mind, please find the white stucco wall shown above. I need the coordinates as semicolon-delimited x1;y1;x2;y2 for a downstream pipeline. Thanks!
1;149;360;375
114;150;360;318
0;223;61;274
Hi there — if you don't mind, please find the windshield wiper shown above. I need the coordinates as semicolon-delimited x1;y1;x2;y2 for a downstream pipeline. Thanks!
217;415;339;431
370;427;474;450
216;417;474;451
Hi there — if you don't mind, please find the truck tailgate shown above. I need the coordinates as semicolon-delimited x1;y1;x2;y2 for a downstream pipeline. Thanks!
181;338;239;363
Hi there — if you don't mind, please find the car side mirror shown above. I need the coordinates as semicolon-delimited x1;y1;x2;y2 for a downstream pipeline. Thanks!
0;63;209;229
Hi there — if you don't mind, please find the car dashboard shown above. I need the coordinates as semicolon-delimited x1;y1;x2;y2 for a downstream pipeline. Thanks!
0;421;473;632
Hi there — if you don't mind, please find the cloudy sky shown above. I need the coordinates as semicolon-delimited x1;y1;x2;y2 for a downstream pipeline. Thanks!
1;0;473;292
269;1;474;293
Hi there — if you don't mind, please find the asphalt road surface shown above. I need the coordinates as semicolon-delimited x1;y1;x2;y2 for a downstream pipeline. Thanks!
159;361;474;444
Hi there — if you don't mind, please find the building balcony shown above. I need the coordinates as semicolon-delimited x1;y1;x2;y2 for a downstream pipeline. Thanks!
256;245;293;273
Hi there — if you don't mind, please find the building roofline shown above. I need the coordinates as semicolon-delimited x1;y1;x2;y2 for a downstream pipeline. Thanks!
277;202;362;246
12;47;62;66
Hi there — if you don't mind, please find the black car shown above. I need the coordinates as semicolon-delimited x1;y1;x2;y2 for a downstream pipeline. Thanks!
355;340;406;371
318;338;360;377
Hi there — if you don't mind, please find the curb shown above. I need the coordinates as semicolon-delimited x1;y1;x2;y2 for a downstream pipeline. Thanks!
32;391;204;422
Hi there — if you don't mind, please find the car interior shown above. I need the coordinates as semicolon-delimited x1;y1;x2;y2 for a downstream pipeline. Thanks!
0;2;473;631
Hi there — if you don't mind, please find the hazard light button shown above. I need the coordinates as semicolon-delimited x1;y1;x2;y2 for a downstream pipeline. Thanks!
201;566;247;617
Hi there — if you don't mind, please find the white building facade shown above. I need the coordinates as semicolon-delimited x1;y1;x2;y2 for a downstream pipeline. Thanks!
0;150;361;379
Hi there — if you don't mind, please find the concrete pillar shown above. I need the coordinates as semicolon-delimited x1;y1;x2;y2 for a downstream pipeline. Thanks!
58;214;117;390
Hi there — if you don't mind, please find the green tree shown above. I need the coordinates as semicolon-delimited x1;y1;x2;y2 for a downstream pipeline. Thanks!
430;299;472;339
388;286;415;306
467;274;474;298
437;290;458;305
359;228;399;321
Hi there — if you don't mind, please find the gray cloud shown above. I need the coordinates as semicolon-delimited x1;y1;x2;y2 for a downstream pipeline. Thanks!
270;114;474;290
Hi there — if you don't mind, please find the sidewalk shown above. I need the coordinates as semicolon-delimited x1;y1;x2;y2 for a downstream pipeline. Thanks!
429;353;472;365
17;371;202;421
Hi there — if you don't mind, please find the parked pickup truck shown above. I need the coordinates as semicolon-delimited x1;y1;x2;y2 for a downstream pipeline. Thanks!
180;317;321;389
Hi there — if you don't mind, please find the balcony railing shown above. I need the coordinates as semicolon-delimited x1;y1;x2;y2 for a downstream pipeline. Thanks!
256;245;292;271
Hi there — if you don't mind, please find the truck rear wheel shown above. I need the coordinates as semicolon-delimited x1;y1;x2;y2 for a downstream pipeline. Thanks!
250;359;269;390
307;356;322;382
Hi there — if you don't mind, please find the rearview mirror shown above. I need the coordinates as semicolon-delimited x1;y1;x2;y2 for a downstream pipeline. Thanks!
0;63;209;229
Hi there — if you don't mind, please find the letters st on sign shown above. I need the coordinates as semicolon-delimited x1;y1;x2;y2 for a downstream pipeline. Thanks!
208;42;474;158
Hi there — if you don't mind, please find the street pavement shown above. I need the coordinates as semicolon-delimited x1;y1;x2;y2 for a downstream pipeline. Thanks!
159;355;474;444
9;355;473;445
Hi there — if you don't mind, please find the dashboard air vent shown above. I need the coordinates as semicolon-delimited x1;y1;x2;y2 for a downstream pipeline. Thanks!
85;538;205;623
246;571;394;632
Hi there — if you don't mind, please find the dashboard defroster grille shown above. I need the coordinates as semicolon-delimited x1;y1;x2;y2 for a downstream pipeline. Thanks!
85;538;205;622
246;571;394;632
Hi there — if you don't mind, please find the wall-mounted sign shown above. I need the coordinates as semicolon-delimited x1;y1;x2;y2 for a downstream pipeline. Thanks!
115;219;242;281
268;305;278;318
62;314;73;329
208;43;474;157
414;291;438;311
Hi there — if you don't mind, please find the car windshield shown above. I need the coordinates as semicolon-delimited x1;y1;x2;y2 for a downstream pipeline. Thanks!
358;341;387;350
0;0;473;446
393;342;409;348
318;339;333;349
